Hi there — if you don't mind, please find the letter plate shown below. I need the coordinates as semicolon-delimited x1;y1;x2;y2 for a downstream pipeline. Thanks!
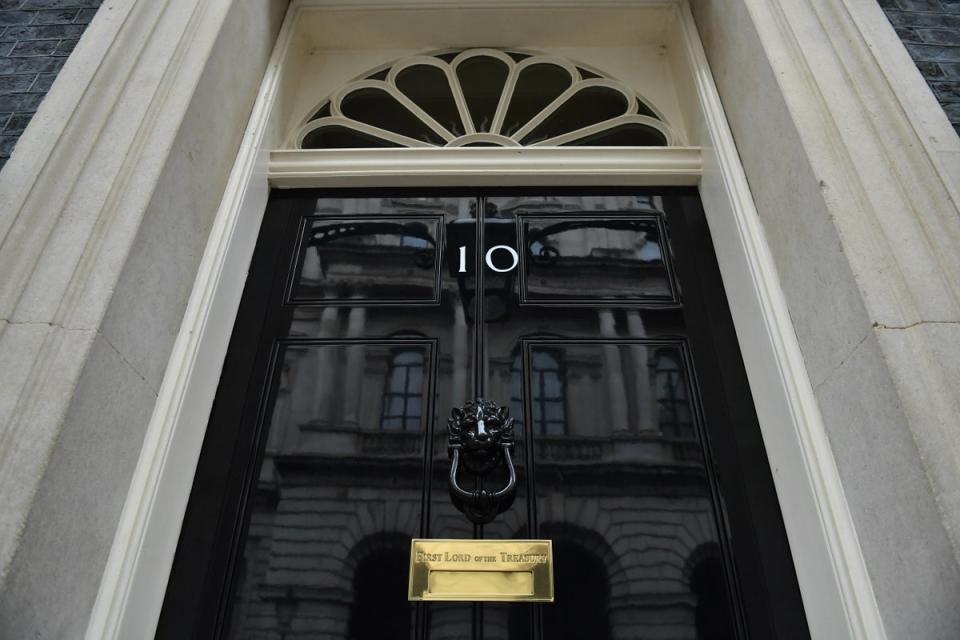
408;539;554;602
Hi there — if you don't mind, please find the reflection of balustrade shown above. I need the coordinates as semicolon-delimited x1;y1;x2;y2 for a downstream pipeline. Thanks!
535;434;703;467
293;423;424;458
358;429;423;456
537;437;605;460
294;427;703;465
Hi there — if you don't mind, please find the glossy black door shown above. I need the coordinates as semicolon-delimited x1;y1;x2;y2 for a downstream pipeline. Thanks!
158;190;809;640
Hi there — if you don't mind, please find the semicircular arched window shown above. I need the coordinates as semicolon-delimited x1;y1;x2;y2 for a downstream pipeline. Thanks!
292;49;678;149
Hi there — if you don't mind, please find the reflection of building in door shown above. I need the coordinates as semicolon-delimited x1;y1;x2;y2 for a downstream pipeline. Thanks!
224;195;739;640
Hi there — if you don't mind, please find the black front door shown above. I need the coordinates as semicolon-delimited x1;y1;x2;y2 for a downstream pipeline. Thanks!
159;189;809;640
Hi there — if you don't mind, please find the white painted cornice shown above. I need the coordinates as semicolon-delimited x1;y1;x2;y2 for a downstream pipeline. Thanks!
293;0;678;9
269;147;702;187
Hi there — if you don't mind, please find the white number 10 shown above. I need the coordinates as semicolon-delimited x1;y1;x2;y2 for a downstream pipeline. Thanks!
458;245;519;273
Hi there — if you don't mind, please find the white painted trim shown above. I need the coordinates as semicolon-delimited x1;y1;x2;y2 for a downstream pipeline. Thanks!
83;5;303;639
90;1;883;639
448;133;519;147
268;147;702;187
328;79;455;143
490;54;580;135
296;0;678;8
674;4;884;638
533;114;674;147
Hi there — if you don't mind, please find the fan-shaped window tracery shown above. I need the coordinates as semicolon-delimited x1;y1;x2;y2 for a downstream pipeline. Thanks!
292;49;677;149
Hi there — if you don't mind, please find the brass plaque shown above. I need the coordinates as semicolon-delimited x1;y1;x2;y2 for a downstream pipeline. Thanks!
408;539;554;602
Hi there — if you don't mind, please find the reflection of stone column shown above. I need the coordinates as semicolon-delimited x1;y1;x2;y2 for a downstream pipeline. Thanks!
599;310;629;432
452;304;468;409
285;354;312;443
342;306;367;426
302;245;321;283
309;307;341;431
627;311;657;433
483;605;509;640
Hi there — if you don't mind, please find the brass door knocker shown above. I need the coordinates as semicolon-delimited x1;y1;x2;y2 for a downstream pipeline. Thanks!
447;399;517;525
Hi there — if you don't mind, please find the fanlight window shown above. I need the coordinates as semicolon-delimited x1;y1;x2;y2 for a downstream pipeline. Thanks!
293;49;677;149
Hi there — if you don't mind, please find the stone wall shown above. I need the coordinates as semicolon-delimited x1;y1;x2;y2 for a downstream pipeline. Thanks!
0;0;101;169
880;0;960;135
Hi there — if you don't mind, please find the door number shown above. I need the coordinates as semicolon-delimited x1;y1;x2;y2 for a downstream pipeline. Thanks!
458;245;519;273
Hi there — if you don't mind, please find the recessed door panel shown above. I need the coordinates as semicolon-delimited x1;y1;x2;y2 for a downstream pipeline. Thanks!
289;215;446;304
227;340;434;640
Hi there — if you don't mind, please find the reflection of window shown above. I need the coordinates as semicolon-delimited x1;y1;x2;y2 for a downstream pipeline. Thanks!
348;535;412;640
654;349;692;437
511;349;566;435
398;222;432;248
399;233;429;248
688;545;736;639
514;524;611;640
381;350;424;430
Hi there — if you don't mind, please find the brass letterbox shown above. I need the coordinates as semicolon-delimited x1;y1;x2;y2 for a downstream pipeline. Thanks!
408;539;554;602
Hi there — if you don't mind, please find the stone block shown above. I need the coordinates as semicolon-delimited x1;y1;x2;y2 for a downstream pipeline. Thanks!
32;9;79;24
884;9;960;28
11;39;58;57
0;333;156;640
100;0;287;389
915;60;945;77
814;329;960;639
895;0;943;10
22;0;101;9
906;42;960;62
2;22;84;39
0;10;31;25
30;71;53;91
53;38;74;55
0;73;33;93
942;61;960;78
0;55;62;73
943;101;960;120
932;80;960;100
894;26;920;42
3;112;30;134
917;27;960;45
0;91;41;111
0;133;13;155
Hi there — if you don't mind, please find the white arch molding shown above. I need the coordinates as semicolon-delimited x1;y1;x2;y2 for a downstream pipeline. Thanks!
85;3;886;640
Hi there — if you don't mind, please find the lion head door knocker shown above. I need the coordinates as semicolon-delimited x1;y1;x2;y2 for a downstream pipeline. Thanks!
447;399;517;525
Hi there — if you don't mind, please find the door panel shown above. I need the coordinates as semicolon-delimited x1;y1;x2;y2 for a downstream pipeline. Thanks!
158;190;809;640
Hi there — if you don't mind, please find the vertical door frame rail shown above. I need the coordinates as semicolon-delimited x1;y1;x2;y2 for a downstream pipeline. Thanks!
87;2;885;639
